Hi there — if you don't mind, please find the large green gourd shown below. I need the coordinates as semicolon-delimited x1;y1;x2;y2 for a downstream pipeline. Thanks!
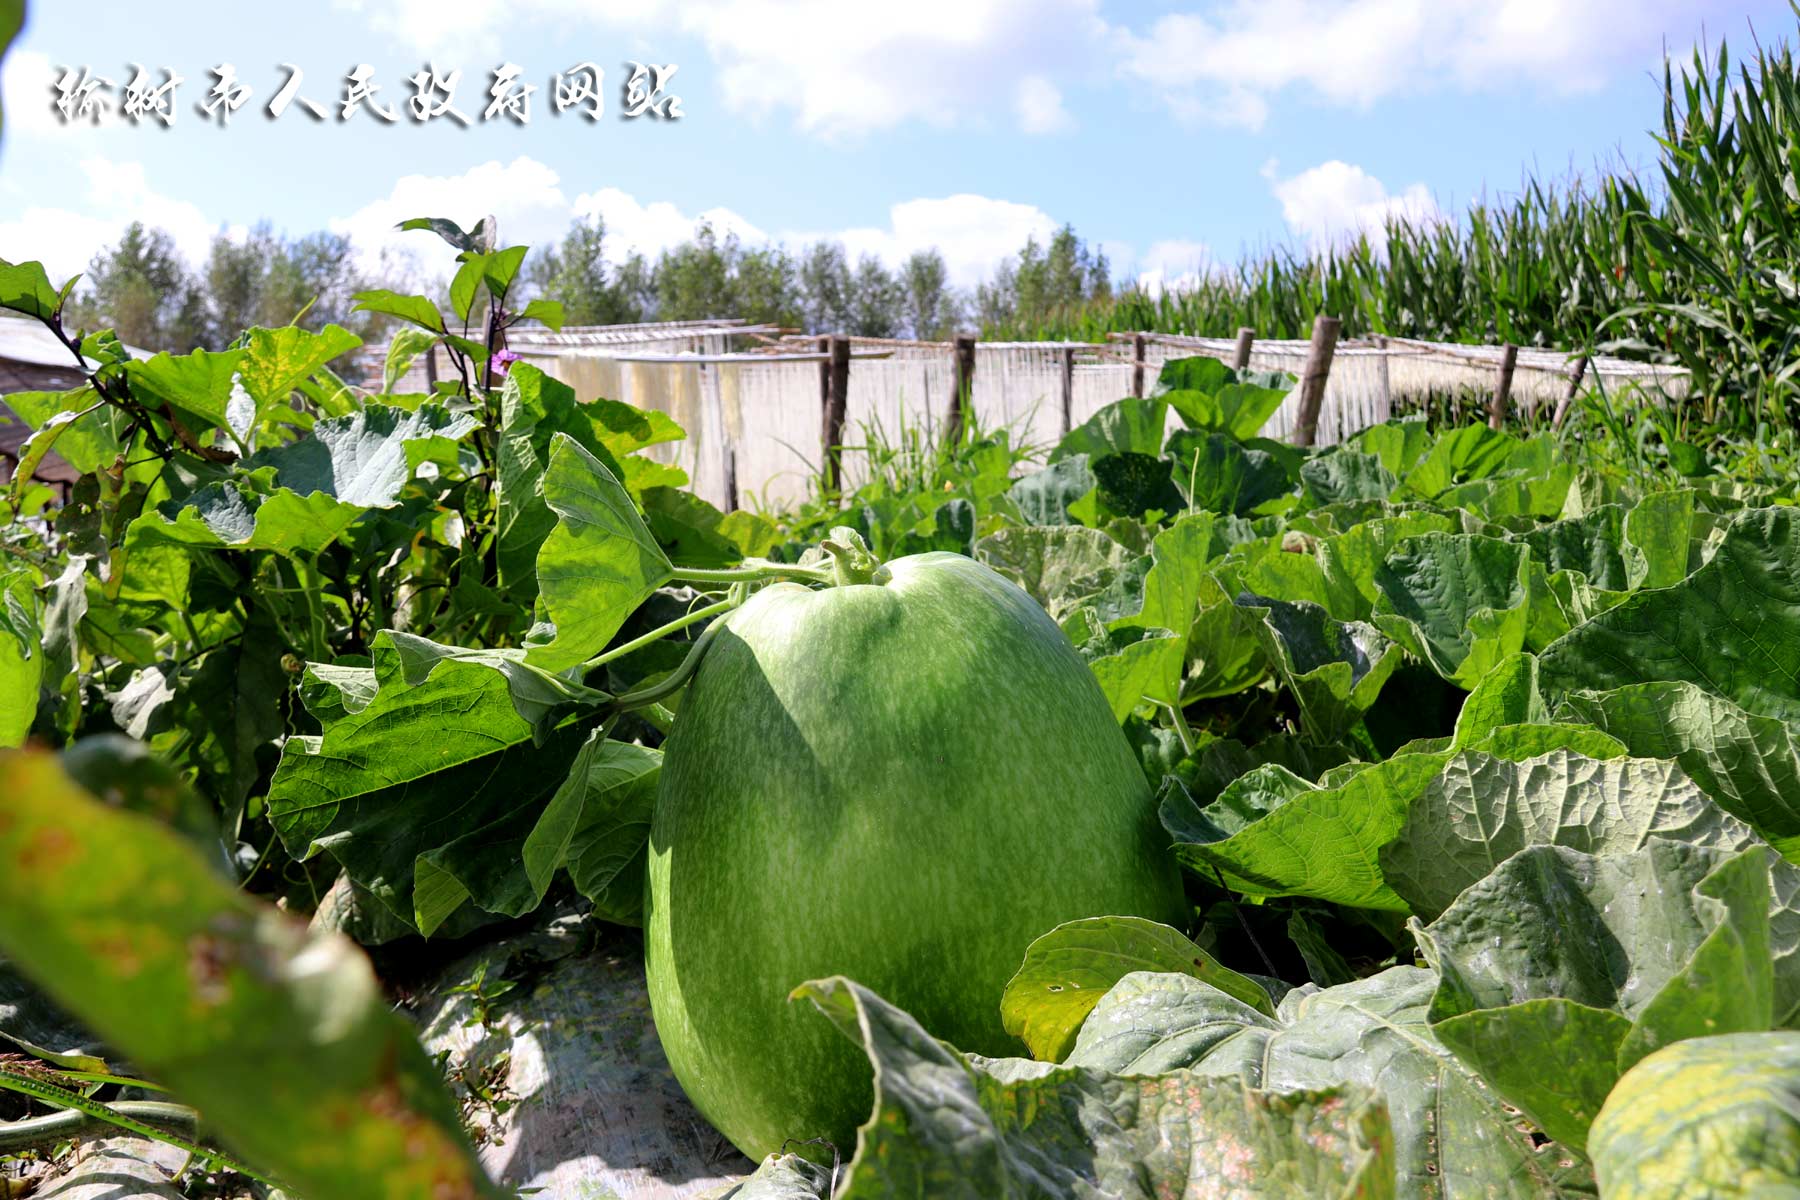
645;550;1186;1160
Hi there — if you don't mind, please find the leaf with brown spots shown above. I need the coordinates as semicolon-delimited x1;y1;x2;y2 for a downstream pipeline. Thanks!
0;746;502;1200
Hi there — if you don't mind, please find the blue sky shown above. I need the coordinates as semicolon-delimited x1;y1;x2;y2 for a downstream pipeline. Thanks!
0;0;1789;293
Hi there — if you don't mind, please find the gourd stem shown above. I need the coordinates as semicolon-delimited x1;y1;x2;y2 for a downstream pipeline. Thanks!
1154;697;1199;758
672;564;833;587
610;607;733;712
583;598;737;672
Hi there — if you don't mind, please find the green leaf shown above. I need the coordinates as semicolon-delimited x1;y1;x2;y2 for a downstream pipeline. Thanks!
0;568;41;748
1000;916;1274;1061
1091;451;1183;518
1382;750;1764;921
351;288;445;333
1590;1033;1800;1198
1418;841;1800;1150
125;348;247;431
1397;424;1522;499
448;254;486;322
1236;592;1402;743
1007;455;1098;525
236;324;362;408
641;486;743;568
522;732;661;926
1165;430;1295;516
397;215;494;254
6;388;120;475
785;975;1397;1200
1062;966;1581;1195
383;326;440;393
0;259;61;320
0;746;501;1198
1561;681;1800;859
130;485;365;557
525;434;674;673
1540;507;1800;720
250;404;477;508
974;526;1137;626
1372;532;1532;688
1300;450;1398;507
1049;397;1167;463
268;632;596;934
517;298;566;330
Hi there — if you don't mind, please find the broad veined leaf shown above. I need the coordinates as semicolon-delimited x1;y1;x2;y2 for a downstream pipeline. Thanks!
1381;749;1764;921
1416;841;1800;1151
128;483;365;557
1166;430;1294;516
1373;532;1532;688
6;387;121;475
1091;450;1184;518
974;525;1137;624
1062;966;1586;1197
1236;591;1402;743
1007;455;1098;525
771;975;1397;1200
1589;1032;1800;1198
351;288;445;333
1561;680;1800;859
266;631;596;934
1048;397;1168;464
0;567;41;748
521;731;662;926
125;347;247;432
1540;507;1800;720
524;434;675;673
0;747;502;1199
1300;450;1398;507
1000;915;1274;1062
1397;424;1524;500
236;324;362;408
0;258;61;321
250;404;477;508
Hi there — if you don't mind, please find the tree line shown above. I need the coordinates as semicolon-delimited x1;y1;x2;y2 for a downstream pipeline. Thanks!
57;217;1116;352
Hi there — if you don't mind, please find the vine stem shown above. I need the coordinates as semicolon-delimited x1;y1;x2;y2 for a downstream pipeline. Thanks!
609;611;734;712
583;596;736;672
671;563;834;587
0;1067;275;1185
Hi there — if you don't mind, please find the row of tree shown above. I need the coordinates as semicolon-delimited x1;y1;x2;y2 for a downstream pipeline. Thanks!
61;217;1115;353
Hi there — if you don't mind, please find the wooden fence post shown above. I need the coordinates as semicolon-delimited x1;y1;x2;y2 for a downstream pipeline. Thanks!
1374;335;1392;419
1059;345;1075;437
949;335;976;445
821;335;850;493
1232;326;1255;371
1489;343;1518;430
1291;315;1341;448
1552;355;1590;429
1131;333;1147;398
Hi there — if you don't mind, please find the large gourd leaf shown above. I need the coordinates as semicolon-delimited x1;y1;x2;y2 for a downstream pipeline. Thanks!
1235;591;1402;743
1415;841;1800;1152
999;915;1274;1062
1589;1032;1800;1198
1299;450;1397;507
739;975;1399;1200
1539;507;1800;719
1381;749;1763;921
1007;455;1098;525
1063;966;1586;1197
524;434;674;672
1048;397;1168;464
1561;680;1800;859
0;746;502;1199
1166;431;1294;516
267;631;596;934
974;525;1137;625
248;403;476;506
1372;532;1532;689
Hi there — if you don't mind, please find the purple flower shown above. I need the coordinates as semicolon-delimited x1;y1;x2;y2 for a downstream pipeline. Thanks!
489;349;522;378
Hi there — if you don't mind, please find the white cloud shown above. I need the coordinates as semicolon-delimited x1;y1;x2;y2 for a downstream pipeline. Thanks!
332;0;1107;139
1266;159;1440;252
3;50;65;137
0;157;229;281
1014;75;1073;135
1115;0;1716;129
783;194;1060;288
328;156;578;273
573;187;766;263
1134;238;1214;295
